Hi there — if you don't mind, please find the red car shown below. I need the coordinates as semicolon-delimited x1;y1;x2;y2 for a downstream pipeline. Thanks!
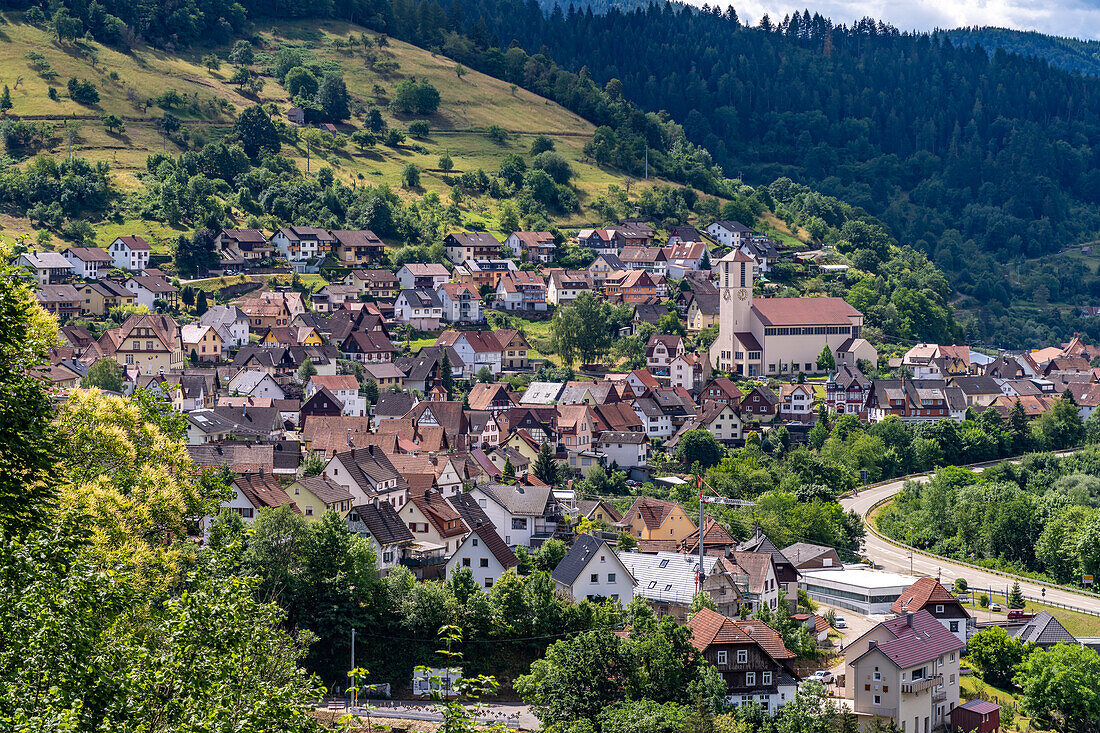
1007;609;1035;621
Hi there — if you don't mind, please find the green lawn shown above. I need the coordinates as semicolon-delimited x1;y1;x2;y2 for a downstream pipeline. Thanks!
963;590;1100;637
959;676;1038;732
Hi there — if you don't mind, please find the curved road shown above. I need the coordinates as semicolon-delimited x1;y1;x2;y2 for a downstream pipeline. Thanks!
840;470;1100;616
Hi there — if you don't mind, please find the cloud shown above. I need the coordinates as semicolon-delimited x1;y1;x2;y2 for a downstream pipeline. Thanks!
700;0;1100;39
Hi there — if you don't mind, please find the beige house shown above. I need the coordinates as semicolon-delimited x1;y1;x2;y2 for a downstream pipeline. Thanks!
97;314;184;375
181;324;224;363
844;610;965;733
399;489;468;554
287;475;355;520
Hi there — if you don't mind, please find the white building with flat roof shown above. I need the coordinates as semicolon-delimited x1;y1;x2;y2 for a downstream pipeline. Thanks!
799;565;919;615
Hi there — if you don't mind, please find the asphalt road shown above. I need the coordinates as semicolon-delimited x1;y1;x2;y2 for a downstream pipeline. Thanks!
840;471;1100;616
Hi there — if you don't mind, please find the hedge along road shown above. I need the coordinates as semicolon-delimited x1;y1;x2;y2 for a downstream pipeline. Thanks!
838;450;1100;617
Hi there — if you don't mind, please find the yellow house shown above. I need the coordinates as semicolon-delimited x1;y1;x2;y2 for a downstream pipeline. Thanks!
505;430;542;465
261;326;323;347
687;296;719;332
181;324;224;362
288;475;355;520
82;280;135;317
620;496;697;542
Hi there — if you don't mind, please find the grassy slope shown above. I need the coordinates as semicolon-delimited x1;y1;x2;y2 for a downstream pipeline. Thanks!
0;14;677;249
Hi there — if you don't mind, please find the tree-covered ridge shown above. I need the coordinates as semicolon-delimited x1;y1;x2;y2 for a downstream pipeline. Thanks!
407;2;1100;308
946;27;1100;78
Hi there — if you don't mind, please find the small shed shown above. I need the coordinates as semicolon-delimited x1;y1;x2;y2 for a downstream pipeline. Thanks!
286;107;305;124
950;699;1000;733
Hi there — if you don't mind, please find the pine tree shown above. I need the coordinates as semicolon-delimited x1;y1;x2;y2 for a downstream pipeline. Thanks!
816;344;835;371
1008;581;1025;609
296;358;317;384
533;442;561;485
0;85;12;112
503;457;515;480
698;248;711;270
440;351;454;397
195;290;208;315
1009;398;1030;451
363;379;378;405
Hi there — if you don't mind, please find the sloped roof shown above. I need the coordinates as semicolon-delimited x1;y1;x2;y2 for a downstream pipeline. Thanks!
408;489;467;538
853;610;966;669
889;577;962;615
348;501;415;546
1012;612;1077;645
552;533;618;585
233;473;298;511
295;474;354;505
476;483;553;516
781;542;837;565
621;496;689;531
751;297;862;326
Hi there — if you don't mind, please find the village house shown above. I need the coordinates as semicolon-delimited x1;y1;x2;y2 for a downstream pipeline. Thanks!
505;231;556;262
397;263;450;290
669;352;704;391
843;610;965;733
438;281;483;323
80;279;134;316
646;334;685;374
891;577;971;645
272;226;335;262
688;608;799;713
181;324;223;363
827;365;871;416
332;230;385;265
394;289;444;330
346;500;416;575
706;220;755;248
547;269;594;305
495;271;548;312
35;284;82;322
781;542;842;571
695;401;744;444
339;330;396;363
619;496;696;543
228;370;285;400
605;270;659;303
494;329;531;371
98;313;185;374
108;236;151;272
216;228;272;261
455;259;517;289
125;274;179;310
595;431;649;468
552;533;636;602
588;253;626;286
287;474;354;520
344;269;399;299
14;251;73;284
618;552;741;621
63;246;113;279
324;445;410;507
401;488;468;556
444;232;500;263
576;228;618;256
306;374;367;417
468;482;560;547
619;246;668;276
216;473;298;524
664;241;709;278
778;383;815;421
199;305;250;347
436;331;503;377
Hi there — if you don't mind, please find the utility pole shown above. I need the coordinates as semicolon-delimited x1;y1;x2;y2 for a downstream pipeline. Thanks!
908;525;914;576
645;144;648;180
350;628;356;709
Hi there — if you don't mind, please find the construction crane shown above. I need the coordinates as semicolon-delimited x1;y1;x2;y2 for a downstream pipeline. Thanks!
695;474;755;588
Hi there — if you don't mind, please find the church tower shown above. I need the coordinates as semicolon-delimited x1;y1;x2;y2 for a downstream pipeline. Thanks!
709;250;755;370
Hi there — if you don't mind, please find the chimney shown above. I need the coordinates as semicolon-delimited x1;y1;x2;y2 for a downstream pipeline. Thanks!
868;640;877;649
424;489;430;501
346;429;352;446
373;497;380;509
906;612;914;628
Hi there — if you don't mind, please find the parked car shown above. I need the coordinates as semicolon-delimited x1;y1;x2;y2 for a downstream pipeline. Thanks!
808;670;834;684
1007;609;1036;621
834;616;847;629
990;603;1003;612
956;595;971;604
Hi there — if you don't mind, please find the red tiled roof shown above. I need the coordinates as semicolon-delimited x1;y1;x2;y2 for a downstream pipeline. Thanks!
751;297;862;326
890;577;961;615
855;610;965;669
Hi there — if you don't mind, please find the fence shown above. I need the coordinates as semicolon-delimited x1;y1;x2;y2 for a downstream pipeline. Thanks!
855;446;1100;614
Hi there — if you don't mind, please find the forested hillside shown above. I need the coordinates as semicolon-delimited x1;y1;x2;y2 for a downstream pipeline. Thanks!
946;27;1100;77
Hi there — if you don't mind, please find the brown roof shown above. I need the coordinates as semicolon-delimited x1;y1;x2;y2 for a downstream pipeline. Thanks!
621;496;689;531
114;235;150;250
64;246;112;262
233;473;298;511
408;489;468;538
332;230;383;247
309;374;360;392
687;608;795;663
751;297;862;326
890;577;962;615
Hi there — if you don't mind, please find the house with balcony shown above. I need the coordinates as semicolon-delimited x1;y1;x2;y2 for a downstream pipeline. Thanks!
646;334;685;375
891;577;971;646
14;251;73;284
435;331;503;377
495;271;548;312
97;313;184;375
467;482;561;547
455;258;516;288
324;445;410;508
400;488;469;557
547;269;594;305
63;246;113;279
688;608;798;713
778;383;815;421
332;229;385;265
505;231;555;262
273;226;335;263
576;228;618;256
438;282;483;323
444;231;500;263
345;269;399;299
827;365;871;417
844;610;965;733
35;284;82;322
619;246;668;276
216;229;272;261
80;279;135;316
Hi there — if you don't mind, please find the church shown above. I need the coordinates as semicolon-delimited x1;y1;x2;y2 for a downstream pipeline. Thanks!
709;250;865;376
